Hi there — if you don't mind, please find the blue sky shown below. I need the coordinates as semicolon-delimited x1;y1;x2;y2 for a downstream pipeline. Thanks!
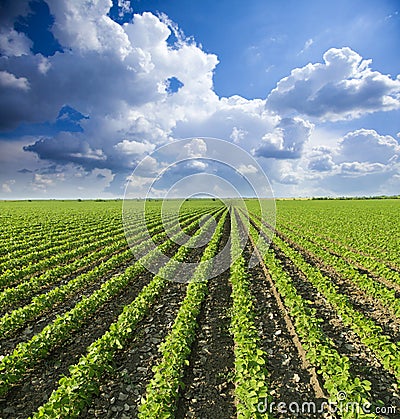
0;0;399;198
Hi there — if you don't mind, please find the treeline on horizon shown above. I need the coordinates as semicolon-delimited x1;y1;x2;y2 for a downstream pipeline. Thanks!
2;195;400;203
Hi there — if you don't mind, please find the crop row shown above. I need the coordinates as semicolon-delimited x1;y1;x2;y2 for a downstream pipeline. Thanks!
138;210;228;417
256;218;400;383
0;208;178;288
275;201;399;268
247;215;376;419
279;225;400;318
229;210;271;418
0;224;125;279
0;231;125;290
0;213;129;270
283;222;400;288
31;209;224;418
0;209;210;338
0;210;121;256
0;208;207;308
0;209;221;397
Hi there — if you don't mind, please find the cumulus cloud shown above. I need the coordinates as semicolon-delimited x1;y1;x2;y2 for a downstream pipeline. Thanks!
1;179;15;193
46;0;132;57
1;1;399;198
0;28;32;56
1;3;222;179
183;138;207;158
308;152;335;172
230;126;248;143
0;70;30;90
114;140;155;155
267;47;400;121
339;161;388;175
23;132;107;169
180;139;208;170
0;0;32;57
312;130;400;174
0;7;219;131
299;129;400;195
337;129;400;164
237;164;258;175
253;117;313;159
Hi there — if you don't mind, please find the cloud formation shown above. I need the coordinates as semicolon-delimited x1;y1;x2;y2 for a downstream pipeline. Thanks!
253;117;313;159
0;1;399;198
267;47;400;121
338;129;400;164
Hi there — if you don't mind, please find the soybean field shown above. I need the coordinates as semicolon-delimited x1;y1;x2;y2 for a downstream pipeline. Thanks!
0;199;399;418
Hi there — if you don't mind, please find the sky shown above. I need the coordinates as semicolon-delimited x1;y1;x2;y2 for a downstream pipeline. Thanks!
0;0;399;199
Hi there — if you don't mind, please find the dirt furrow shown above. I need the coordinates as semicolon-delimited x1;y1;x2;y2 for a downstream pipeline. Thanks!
82;281;188;418
175;269;236;418
244;243;328;419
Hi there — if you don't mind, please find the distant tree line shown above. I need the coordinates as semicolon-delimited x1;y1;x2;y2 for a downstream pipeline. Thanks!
311;195;400;200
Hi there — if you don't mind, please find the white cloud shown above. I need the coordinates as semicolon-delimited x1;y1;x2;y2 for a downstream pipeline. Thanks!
281;128;400;196
1;179;15;193
237;164;258;175
0;28;32;57
116;0;132;17
308;148;336;172
230;126;248;143
337;129;400;164
298;38;314;55
0;71;30;90
114;140;156;155
0;2;32;57
31;173;55;192
47;0;132;58
267;47;400;121
38;57;51;75
183;138;207;158
187;160;207;170
253;117;313;159
339;161;388;175
1;184;12;193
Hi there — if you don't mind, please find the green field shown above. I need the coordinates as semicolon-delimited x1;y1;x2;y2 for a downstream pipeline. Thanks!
0;199;399;418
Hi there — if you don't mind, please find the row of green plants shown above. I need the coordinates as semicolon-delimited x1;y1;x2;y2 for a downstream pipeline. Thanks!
0;228;130;290
138;210;228;418
30;209;224;418
0;242;131;336
0;209;208;338
0;211;132;270
0;215;111;255
0;209;206;310
0;208;171;288
0;209;212;338
263;221;400;383
284;221;400;288
229;210;271;418
281;214;400;271
0;210;219;397
248;216;377;419
279;224;400;318
274;200;400;269
0;214;128;272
